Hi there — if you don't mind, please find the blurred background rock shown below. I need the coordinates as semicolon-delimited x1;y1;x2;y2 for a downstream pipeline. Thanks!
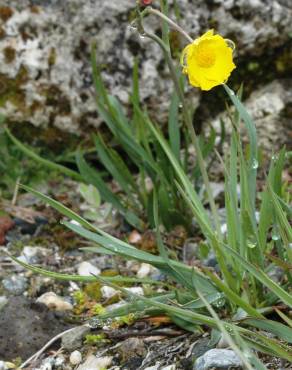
0;0;291;153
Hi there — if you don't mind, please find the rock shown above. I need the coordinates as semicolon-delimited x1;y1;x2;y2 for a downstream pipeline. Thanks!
119;338;146;361
192;338;214;360
0;296;8;311
0;216;14;245
211;80;292;156
128;230;142;245
2;275;28;295
70;350;82;365
77;261;101;276
0;296;72;361
137;263;157;278
101;286;118;299
0;361;6;370
76;355;113;370
161;365;176;370
36;292;73;311
39;357;55;370
61;325;90;350
193;349;243;370
13;218;36;235
20;245;49;264
124;287;144;296
0;1;291;138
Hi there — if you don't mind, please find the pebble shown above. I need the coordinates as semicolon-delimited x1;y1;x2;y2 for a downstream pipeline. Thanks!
70;350;82;365
0;296;8;311
14;216;48;235
39;357;55;370
2;275;28;295
76;355;112;370
21;245;49;264
101;286;118;299
194;349;243;370
77;261;101;276
125;287;144;295
119;338;146;361
36;292;73;311
192;338;214;360
137;263;154;278
61;326;90;350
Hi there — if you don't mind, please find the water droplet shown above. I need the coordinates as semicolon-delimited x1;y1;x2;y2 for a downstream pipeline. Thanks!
251;158;258;169
247;242;256;249
225;39;236;51
229;90;235;96
129;20;138;31
272;234;280;241
178;103;183;109
272;154;278;161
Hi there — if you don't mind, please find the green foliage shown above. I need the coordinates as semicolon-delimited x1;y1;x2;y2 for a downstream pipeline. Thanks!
0;115;56;197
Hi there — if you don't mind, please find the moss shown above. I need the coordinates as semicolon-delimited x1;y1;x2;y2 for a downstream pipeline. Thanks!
48;47;57;67
30;6;41;14
0;66;28;110
45;85;71;115
0;27;6;40
84;282;102;301
3;46;16;64
0;6;13;22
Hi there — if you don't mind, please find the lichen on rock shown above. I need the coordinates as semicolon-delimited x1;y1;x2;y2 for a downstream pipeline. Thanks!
0;0;291;142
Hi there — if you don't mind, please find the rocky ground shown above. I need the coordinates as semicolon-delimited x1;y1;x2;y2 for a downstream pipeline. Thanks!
0;179;291;370
0;0;291;154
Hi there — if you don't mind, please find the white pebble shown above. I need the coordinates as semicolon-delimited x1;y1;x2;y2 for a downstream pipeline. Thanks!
101;286;118;299
36;292;73;311
125;287;144;295
78;261;101;276
137;263;152;278
77;355;112;370
70;350;82;365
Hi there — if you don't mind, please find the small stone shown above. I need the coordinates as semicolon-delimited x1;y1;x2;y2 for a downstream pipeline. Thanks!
0;296;8;311
76;355;112;370
101;286;118;299
77;261;101;276
36;292;73;311
21;245;49;264
119;338;146;361
0;361;6;370
70;350;82;365
128;230;142;244
194;349;243;370
2;275;28;295
61;326;90;351
192;338;214;360
161;365;176;370
137;263;154;278
39;357;55;370
125;287;144;295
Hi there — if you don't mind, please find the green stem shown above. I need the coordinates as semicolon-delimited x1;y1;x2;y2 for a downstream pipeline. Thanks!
144;31;222;238
147;7;193;43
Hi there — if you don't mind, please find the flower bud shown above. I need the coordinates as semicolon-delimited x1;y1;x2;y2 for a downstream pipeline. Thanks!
141;0;153;5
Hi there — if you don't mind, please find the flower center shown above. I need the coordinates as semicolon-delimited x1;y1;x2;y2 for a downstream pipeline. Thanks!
195;46;216;68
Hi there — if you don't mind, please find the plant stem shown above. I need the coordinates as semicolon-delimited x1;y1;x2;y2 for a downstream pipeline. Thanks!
144;31;222;238
147;7;193;43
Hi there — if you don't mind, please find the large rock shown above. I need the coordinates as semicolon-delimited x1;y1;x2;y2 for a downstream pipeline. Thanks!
0;0;291;136
211;79;292;154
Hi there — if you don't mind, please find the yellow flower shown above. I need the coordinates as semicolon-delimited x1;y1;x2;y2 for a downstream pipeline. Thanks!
181;30;236;91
